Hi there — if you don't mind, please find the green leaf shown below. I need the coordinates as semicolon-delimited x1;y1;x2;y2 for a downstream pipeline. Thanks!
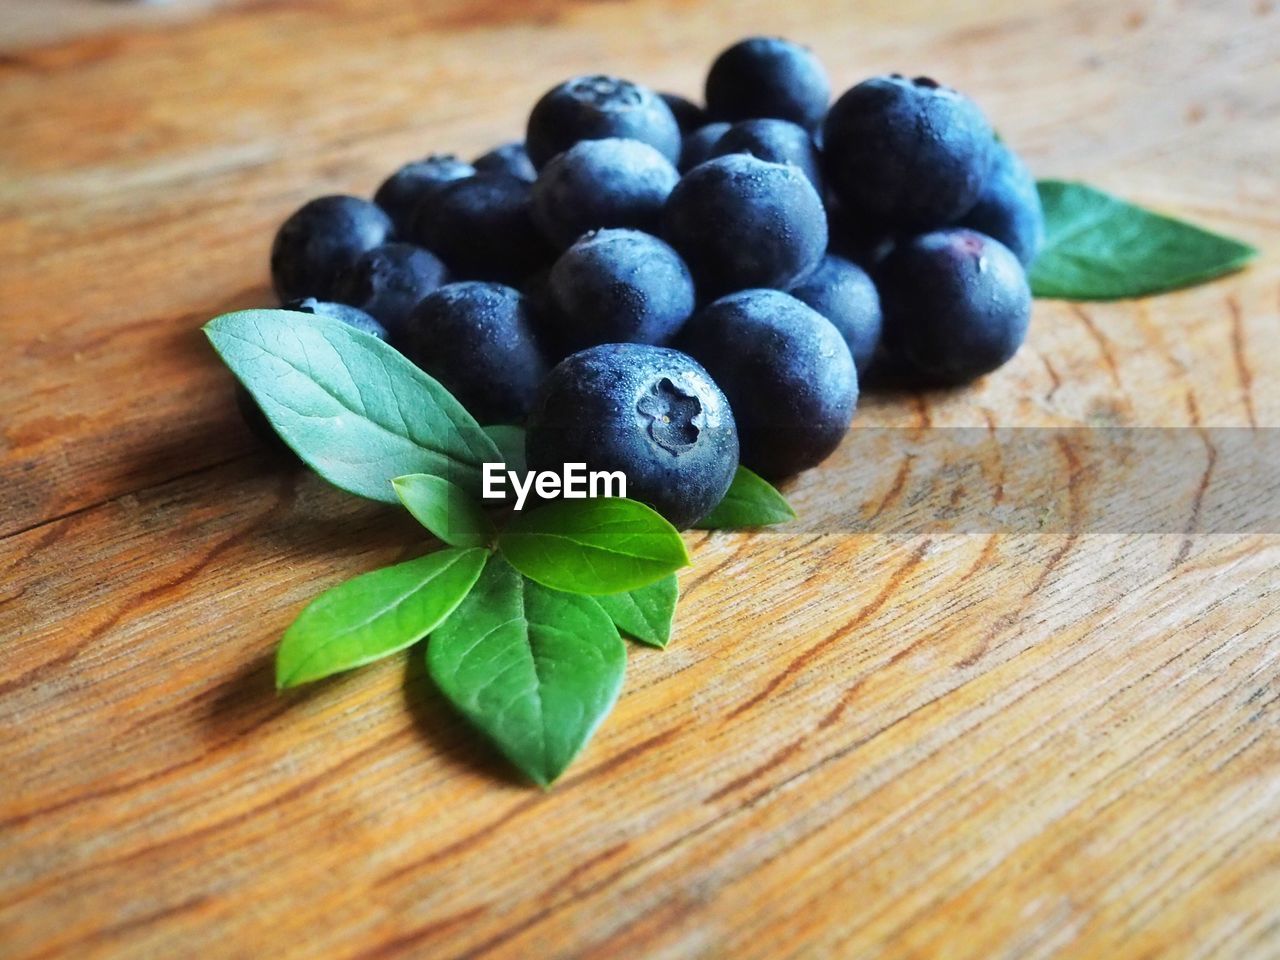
694;466;796;529
594;575;679;649
498;498;690;595
276;547;488;688
1029;180;1258;300
427;556;626;787
482;424;527;476
393;474;495;549
204;309;501;502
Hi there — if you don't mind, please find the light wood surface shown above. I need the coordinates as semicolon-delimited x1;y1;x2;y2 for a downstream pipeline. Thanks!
2;1;1278;957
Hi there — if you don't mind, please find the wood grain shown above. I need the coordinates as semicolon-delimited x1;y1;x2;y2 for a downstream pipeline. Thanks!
2;0;1278;957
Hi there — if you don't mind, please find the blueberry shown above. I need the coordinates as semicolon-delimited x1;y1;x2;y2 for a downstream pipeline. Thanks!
876;228;1031;385
334;243;448;341
788;255;882;376
823;74;995;229
708;118;823;192
473;141;537;183
826;196;897;269
279;297;389;340
677;289;857;479
404;282;549;425
410;173;552;285
238;298;388;449
662;154;827;297
518;266;569;363
270;195;394;302
956;141;1044;266
545;229;695;353
373;155;475;234
531;138;679;249
525;343;739;529
679;121;731;173
659;92;708;134
705;37;831;131
526;75;682;170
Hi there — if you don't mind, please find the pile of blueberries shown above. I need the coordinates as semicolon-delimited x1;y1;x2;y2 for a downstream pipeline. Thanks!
263;37;1042;529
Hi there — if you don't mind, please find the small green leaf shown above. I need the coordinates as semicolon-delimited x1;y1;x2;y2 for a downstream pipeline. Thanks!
393;474;495;549
427;556;626;786
204;310;501;502
276;547;488;688
498;498;690;595
482;424;527;477
1030;180;1258;300
594;575;679;649
694;467;796;530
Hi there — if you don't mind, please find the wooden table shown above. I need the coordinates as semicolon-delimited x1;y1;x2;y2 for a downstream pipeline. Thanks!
3;1;1278;956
